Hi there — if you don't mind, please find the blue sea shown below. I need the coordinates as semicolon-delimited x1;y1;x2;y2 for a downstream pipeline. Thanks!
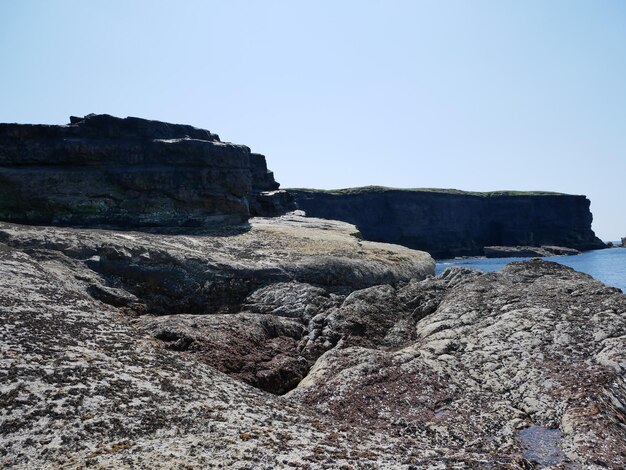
436;247;626;292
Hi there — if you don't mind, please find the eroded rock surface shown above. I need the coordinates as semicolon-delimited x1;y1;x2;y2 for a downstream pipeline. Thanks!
289;261;626;468
0;215;434;398
1;215;625;468
0;243;441;469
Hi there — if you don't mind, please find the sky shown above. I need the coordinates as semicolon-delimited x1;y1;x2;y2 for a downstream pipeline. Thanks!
1;1;624;240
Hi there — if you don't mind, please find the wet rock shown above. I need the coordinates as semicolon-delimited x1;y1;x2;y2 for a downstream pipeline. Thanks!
518;425;565;467
484;245;580;258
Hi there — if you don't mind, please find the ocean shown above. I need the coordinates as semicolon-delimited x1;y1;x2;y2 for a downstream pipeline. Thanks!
436;247;626;292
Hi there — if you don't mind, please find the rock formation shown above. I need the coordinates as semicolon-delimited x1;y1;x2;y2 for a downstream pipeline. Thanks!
484;245;580;258
0;114;294;227
1;116;625;468
1;217;625;468
288;187;606;258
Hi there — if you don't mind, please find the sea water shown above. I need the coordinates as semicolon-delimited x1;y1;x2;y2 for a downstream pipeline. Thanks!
436;247;626;292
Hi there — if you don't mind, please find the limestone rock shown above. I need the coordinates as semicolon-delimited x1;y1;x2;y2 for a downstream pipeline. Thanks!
289;260;626;468
0;214;434;316
0;243;443;469
2;216;625;468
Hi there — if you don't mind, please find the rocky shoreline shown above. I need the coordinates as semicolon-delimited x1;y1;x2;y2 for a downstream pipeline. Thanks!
483;245;580;258
1;115;625;468
1;218;625;468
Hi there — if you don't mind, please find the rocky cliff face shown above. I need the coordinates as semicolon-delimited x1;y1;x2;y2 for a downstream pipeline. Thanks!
0;114;294;227
289;187;605;258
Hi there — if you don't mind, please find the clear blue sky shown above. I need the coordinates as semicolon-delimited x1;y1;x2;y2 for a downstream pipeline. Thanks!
1;1;624;240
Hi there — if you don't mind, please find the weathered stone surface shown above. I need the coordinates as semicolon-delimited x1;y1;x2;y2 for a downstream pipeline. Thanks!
484;245;580;258
0;214;432;398
0;243;444;469
0;214;433;316
289;187;606;258
289;260;626;468
0;114;293;227
2;215;625;468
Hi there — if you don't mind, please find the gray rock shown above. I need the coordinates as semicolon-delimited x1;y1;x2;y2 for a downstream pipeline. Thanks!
484;245;580;258
289;260;626;468
2;216;625;468
0;242;442;469
0;215;434;316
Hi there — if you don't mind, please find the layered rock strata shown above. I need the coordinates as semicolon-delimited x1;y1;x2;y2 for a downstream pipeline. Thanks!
0;114;294;227
289;187;605;258
1;216;625;468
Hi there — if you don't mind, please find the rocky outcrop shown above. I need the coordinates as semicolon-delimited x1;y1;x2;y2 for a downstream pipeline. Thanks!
288;260;626;468
2;215;625;468
0;114;294;227
0;214;433;397
1;115;623;468
484;245;580;258
289;187;606;258
0;241;434;469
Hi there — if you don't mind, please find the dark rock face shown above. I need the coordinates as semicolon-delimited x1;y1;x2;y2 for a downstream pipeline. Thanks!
289;187;606;258
0;114;293;227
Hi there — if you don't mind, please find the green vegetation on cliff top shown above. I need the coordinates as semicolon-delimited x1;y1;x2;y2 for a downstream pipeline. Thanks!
286;186;572;197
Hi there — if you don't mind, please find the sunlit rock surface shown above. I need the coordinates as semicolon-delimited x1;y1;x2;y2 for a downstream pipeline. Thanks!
1;214;625;468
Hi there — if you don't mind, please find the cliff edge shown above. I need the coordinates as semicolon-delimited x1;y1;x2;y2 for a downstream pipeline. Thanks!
288;186;605;258
0;114;294;227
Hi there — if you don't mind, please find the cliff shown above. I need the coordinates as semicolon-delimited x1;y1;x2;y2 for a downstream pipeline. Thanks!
2;115;624;468
0;114;294;227
288;186;605;258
